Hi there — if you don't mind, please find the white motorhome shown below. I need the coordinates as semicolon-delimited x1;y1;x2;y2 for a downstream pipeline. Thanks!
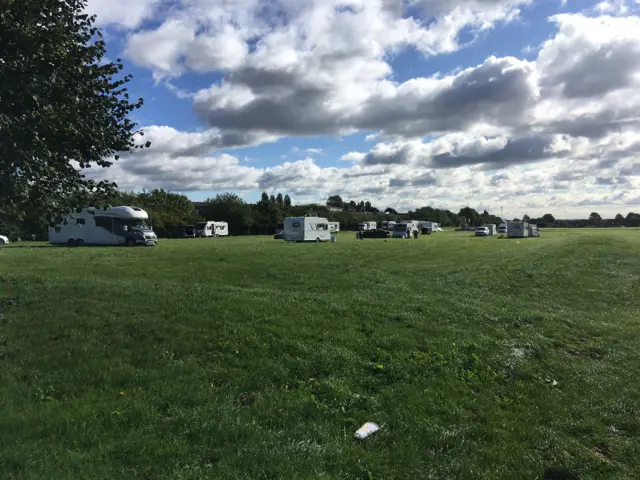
393;221;419;238
284;217;331;242
329;222;340;233
195;221;229;237
358;221;377;231
508;221;530;238
381;220;396;230
498;223;508;234
48;206;158;246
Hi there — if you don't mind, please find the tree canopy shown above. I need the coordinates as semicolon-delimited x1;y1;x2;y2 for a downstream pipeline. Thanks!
0;0;147;224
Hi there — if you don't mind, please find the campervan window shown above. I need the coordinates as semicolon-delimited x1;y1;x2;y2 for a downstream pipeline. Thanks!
317;223;328;230
95;216;114;233
125;219;151;231
292;222;301;227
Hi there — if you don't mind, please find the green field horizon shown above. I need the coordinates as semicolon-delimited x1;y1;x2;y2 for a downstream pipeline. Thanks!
1;229;639;479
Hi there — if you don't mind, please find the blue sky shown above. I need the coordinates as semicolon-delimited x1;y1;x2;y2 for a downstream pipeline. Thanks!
85;0;640;217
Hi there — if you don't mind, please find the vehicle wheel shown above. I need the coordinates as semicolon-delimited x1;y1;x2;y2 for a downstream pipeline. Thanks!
75;239;85;247
67;238;75;246
125;238;136;246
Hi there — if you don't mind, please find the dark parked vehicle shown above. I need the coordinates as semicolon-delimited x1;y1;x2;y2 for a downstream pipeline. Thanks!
361;229;390;239
169;225;196;238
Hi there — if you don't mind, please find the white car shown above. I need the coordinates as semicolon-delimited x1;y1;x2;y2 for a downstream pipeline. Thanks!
475;226;490;236
0;235;9;245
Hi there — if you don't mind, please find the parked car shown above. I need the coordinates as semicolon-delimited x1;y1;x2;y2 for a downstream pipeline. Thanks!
475;226;490;236
0;235;9;245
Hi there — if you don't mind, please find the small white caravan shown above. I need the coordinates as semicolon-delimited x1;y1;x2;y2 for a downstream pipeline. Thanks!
195;221;229;237
508;221;530;238
358;221;377;231
284;217;331;242
418;221;440;234
393;221;419;238
381;220;396;230
329;222;340;233
48;206;158;246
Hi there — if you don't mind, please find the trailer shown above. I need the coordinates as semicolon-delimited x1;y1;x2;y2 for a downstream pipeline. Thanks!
393;221;419;238
508;221;530;238
418;221;439;235
358;221;377;231
381;220;396;230
195;221;229;237
329;222;340;233
48;206;158;246
284;217;331;242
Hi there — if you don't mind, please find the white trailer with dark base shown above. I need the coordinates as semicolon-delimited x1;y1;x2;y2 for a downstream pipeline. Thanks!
284;217;331;242
358;221;377;231
381;220;396;230
393;221;419;238
195;221;229;237
48;206;158;246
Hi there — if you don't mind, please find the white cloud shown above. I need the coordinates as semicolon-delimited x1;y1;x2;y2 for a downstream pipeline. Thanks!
91;6;640;216
340;152;367;162
85;0;161;29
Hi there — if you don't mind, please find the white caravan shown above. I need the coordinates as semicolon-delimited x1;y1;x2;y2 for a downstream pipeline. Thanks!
48;206;158;246
418;221;440;234
381;220;396;230
284;217;331;242
195;221;229;237
358;221;377;231
508;221;530;238
329;222;340;233
498;223;508;234
393;221;419;238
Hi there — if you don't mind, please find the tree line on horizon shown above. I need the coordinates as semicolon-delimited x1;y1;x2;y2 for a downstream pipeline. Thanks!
3;189;639;240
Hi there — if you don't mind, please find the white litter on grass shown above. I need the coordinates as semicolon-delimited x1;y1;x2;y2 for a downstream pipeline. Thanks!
355;422;379;440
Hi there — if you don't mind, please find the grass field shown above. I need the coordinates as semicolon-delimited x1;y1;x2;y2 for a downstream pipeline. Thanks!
1;229;640;479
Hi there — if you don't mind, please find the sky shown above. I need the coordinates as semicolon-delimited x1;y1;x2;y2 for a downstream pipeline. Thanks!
83;0;640;218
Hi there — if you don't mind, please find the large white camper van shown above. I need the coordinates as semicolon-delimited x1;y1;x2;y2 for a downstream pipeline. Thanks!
195;221;229;237
284;217;331;242
48;206;158;246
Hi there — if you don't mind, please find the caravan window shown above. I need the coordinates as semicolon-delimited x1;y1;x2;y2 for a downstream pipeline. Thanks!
318;223;328;230
76;218;86;225
292;222;301;228
94;216;114;233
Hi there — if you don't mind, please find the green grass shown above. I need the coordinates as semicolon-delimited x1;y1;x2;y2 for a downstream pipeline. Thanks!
1;230;640;479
